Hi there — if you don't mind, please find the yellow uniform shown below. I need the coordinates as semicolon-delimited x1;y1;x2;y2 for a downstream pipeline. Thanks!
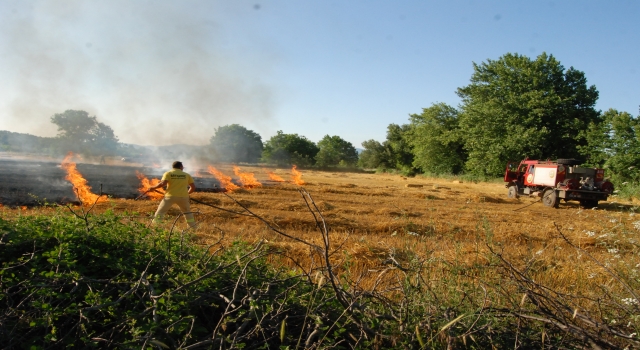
161;169;194;197
153;168;196;228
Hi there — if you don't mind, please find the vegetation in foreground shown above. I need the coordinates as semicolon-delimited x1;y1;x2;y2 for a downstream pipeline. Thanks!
2;191;639;349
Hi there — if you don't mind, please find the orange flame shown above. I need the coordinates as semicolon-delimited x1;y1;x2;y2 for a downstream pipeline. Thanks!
21;206;27;210
136;171;164;200
61;152;107;206
194;170;203;177
267;171;285;182
207;166;239;192
152;163;161;168
291;165;304;185
233;166;262;189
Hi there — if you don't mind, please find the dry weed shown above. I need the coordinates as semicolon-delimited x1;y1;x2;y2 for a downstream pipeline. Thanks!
3;167;639;315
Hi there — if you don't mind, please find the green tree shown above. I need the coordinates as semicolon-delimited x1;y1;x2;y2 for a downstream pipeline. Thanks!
358;139;389;169
384;124;415;174
50;110;119;156
0;131;46;153
457;52;600;176
408;103;466;174
315;135;359;167
262;131;319;166
209;124;263;163
580;109;640;182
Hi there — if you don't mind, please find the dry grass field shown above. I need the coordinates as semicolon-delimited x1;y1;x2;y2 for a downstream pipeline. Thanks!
3;163;640;347
5;164;640;305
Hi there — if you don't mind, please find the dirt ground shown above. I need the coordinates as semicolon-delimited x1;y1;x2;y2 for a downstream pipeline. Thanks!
2;160;639;298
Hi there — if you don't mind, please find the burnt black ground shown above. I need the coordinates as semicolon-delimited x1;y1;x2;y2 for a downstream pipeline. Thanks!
0;158;221;206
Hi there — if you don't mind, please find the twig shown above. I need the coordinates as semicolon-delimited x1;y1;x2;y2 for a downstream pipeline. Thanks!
81;255;158;312
221;192;322;251
486;237;639;349
298;189;351;307
553;222;640;303
171;241;265;294
212;251;267;348
190;197;254;217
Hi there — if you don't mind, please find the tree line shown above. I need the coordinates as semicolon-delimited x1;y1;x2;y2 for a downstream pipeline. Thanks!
360;52;639;184
0;110;120;158
0;111;361;168
1;52;638;182
205;124;359;167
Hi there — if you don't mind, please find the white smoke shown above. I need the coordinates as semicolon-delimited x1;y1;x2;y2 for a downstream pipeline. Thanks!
0;1;275;146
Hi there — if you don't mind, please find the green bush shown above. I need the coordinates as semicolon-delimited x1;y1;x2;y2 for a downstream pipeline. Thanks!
1;206;637;349
0;211;347;349
612;181;640;202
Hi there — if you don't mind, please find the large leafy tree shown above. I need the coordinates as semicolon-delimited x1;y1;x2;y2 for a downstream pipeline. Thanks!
408;103;465;174
315;135;358;167
357;139;390;169
262;131;319;166
580;109;640;183
359;124;415;173
50;110;119;155
384;124;415;172
209;124;263;163
457;52;600;176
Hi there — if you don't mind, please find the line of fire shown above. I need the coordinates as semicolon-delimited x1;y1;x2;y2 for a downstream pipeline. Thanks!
0;152;305;207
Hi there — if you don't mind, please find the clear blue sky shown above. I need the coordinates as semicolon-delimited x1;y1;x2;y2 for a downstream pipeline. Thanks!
1;1;638;148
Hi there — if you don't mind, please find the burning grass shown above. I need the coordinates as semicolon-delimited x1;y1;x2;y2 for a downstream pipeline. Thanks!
267;170;285;182
135;171;164;200
61;152;107;206
207;165;240;192
291;165;304;185
233;166;262;188
2;166;640;347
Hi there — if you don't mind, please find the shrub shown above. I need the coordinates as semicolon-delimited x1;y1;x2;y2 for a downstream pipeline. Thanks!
2;195;638;349
0;211;347;348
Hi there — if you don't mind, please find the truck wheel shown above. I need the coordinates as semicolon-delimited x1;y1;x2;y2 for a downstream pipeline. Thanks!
542;189;559;208
580;200;598;209
557;158;582;166
507;186;519;199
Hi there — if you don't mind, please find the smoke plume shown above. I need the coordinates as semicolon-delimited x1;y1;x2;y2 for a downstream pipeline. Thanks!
0;1;275;146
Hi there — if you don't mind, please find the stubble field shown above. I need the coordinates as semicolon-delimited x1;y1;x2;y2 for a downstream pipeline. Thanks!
6;163;639;302
4;161;640;346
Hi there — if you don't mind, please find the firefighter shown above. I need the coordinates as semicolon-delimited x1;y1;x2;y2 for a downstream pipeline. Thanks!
149;161;197;228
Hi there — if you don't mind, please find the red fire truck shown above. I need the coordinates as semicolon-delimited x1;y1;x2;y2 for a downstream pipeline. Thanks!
504;158;614;208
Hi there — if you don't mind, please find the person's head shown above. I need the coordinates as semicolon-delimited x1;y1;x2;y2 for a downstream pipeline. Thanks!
172;161;184;169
